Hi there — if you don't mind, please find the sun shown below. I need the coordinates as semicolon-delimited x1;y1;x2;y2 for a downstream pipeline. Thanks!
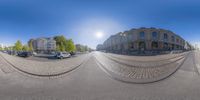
95;31;104;39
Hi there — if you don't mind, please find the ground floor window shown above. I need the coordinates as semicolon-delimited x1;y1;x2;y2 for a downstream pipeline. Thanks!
151;42;158;49
172;44;175;50
120;44;124;49
164;43;169;50
128;42;134;49
176;45;179;49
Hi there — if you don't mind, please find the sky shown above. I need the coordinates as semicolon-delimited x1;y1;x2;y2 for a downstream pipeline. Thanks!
0;0;200;49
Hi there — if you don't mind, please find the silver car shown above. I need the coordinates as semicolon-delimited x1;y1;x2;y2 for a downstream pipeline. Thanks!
55;52;71;59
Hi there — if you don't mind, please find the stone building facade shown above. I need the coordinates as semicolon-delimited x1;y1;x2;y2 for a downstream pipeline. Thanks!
98;27;189;54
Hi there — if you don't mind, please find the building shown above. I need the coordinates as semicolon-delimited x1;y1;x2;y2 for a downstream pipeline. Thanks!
98;27;189;54
184;42;193;51
96;44;104;51
194;44;200;50
0;44;3;49
28;37;56;53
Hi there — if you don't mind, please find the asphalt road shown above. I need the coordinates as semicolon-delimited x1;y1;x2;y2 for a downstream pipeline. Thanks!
0;51;200;100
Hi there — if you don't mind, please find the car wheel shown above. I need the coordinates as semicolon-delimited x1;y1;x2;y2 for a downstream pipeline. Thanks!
60;56;63;59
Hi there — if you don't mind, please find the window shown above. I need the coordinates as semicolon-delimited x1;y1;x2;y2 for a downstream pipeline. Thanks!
129;42;134;49
140;32;145;39
152;42;158;49
171;36;175;42
164;33;168;41
164;43;168;49
128;34;133;41
152;32;157;39
176;38;179;43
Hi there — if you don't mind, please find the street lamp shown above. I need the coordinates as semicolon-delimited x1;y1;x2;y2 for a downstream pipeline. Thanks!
119;33;127;54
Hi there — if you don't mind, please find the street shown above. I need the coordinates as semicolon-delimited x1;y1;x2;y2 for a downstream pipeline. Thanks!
0;51;200;100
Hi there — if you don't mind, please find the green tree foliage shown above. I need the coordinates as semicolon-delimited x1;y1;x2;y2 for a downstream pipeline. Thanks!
8;46;14;50
4;47;9;51
75;44;92;52
60;42;65;51
28;39;34;51
0;47;2;50
54;36;76;52
66;39;76;52
22;45;29;51
56;45;60;51
54;35;67;51
14;40;23;51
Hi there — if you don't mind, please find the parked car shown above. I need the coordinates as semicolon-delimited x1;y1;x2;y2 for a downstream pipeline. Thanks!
8;50;18;55
55;52;71;59
50;51;56;55
18;52;32;57
2;50;8;53
32;52;37;56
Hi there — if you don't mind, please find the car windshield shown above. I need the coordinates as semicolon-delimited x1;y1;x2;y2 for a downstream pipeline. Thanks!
57;52;61;55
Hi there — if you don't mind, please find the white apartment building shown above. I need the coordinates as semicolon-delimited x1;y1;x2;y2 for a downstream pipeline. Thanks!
29;37;56;53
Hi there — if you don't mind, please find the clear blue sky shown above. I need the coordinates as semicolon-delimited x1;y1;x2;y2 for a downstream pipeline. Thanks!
0;0;200;49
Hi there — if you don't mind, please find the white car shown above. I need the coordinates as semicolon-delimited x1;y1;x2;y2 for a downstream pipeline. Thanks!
32;52;37;56
55;52;71;59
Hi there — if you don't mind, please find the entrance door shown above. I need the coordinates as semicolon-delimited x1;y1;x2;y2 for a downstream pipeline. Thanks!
139;41;146;51
164;43;169;50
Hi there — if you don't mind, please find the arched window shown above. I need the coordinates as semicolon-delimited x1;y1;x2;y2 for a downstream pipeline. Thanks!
139;32;145;39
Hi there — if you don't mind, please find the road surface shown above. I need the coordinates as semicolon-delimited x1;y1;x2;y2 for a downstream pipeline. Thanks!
0;51;200;100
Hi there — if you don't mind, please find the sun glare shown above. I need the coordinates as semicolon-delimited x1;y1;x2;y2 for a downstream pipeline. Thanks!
95;31;104;39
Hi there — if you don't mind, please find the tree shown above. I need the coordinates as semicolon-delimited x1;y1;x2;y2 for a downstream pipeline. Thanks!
56;45;60;51
84;45;88;51
4;47;9;51
60;42;65;51
54;35;67;51
75;44;85;52
0;47;2;51
75;44;92;52
8;46;14;50
22;45;29;51
75;44;81;52
66;39;76;52
14;40;23;51
28;39;34;51
29;43;33;51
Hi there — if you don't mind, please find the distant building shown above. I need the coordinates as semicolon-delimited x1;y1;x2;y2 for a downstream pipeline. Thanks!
96;44;104;51
195;44;199;50
98;27;190;54
28;37;56;53
184;42;194;51
0;44;3;48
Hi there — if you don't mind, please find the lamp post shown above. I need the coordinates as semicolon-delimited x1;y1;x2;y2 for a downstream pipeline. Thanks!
120;33;123;54
119;33;127;54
